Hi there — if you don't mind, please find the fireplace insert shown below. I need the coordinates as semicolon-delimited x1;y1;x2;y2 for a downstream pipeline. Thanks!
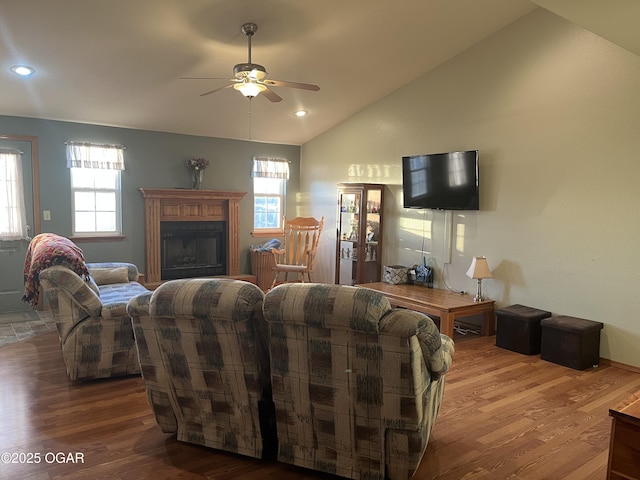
161;221;226;280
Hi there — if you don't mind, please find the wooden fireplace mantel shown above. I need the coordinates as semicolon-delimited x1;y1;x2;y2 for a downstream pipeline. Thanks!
139;188;247;286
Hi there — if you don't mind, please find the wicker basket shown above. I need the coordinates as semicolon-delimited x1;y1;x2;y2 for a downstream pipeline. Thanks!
250;250;276;292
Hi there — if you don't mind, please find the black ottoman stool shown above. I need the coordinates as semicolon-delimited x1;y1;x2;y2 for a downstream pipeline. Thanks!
541;315;604;370
495;304;552;354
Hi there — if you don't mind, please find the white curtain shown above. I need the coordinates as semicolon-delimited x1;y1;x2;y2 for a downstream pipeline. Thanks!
0;149;29;241
66;142;125;170
251;157;289;179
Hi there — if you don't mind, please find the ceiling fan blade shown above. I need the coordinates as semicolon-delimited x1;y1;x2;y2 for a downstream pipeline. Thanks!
263;79;320;91
181;76;234;81
261;87;283;103
200;84;234;97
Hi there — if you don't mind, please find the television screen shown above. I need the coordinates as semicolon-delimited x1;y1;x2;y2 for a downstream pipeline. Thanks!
402;150;479;210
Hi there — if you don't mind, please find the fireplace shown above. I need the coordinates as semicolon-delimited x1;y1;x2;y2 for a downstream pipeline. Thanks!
161;221;226;280
139;188;247;288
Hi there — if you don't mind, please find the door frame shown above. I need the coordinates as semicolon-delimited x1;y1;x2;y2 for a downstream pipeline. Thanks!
0;134;40;236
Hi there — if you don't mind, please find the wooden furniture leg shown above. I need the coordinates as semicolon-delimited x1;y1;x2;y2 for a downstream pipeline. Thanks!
441;313;455;338
483;309;496;335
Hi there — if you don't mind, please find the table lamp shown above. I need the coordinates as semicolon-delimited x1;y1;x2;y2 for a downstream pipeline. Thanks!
466;256;493;302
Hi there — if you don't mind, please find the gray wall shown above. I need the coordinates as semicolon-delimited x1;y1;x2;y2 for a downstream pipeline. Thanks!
0;115;300;275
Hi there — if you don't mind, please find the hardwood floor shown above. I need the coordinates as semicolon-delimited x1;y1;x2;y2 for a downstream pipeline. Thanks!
1;332;639;480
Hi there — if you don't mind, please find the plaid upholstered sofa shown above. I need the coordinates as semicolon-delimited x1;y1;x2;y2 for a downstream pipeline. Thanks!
262;283;455;480
39;262;149;381
126;278;276;460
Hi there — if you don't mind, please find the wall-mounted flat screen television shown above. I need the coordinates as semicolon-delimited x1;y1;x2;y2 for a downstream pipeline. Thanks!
402;150;479;210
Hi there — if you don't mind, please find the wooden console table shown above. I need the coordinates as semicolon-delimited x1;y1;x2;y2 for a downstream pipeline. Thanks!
607;389;640;480
357;282;495;338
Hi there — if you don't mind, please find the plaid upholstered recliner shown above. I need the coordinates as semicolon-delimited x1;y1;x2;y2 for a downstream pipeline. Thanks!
39;262;149;381
262;283;455;480
126;278;276;460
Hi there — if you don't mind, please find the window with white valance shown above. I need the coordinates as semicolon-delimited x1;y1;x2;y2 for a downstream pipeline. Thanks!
251;157;289;233
66;142;125;236
251;157;289;180
66;142;125;170
0;149;29;241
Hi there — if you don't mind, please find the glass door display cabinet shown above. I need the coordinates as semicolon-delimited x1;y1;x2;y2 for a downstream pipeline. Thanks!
335;183;384;285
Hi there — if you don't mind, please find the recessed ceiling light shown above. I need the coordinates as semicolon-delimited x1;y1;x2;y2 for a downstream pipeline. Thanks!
294;110;309;118
10;65;35;76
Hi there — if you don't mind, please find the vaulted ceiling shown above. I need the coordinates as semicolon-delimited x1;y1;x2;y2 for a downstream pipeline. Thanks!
0;0;637;145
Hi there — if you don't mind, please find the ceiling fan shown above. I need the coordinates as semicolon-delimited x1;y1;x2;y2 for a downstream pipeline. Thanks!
183;23;320;102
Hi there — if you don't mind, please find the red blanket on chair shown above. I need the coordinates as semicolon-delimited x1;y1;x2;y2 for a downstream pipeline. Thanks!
22;233;90;308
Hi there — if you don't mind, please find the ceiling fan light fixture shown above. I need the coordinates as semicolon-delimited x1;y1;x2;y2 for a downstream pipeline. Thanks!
234;82;267;98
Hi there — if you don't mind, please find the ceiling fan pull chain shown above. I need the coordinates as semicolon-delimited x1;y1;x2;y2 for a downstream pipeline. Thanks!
248;97;253;141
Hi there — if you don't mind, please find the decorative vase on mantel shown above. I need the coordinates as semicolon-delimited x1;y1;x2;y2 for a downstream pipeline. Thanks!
192;169;204;189
185;157;209;190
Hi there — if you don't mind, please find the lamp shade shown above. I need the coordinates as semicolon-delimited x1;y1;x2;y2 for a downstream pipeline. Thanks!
466;256;493;279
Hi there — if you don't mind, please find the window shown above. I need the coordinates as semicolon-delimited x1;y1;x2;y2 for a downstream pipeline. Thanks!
66;142;125;236
0;149;28;241
253;177;285;229
251;157;289;233
70;168;121;234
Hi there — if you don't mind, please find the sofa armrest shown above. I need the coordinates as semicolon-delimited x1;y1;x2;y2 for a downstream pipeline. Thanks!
40;266;102;318
39;266;102;342
126;292;152;317
100;301;129;320
438;333;455;377
126;292;178;434
378;309;454;479
380;308;454;380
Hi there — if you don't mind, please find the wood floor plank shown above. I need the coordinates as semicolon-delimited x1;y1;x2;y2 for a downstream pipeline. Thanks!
0;332;639;479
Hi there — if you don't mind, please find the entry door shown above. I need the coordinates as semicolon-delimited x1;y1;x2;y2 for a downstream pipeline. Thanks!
0;137;37;313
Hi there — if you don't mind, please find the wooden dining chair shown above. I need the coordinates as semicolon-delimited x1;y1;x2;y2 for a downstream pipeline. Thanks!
270;216;324;289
